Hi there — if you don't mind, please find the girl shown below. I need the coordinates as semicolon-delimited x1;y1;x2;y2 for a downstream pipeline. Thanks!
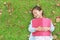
28;6;55;40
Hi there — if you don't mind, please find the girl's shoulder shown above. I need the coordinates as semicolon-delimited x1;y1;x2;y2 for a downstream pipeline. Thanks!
46;18;52;22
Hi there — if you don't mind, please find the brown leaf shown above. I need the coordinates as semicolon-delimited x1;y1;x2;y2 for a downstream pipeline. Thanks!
56;32;60;35
52;11;55;14
29;9;32;13
0;13;2;15
7;2;11;7
53;23;56;26
53;35;57;39
0;9;2;12
56;3;60;6
30;9;32;12
0;9;2;15
4;2;7;5
20;26;24;29
56;16;60;22
27;35;30;38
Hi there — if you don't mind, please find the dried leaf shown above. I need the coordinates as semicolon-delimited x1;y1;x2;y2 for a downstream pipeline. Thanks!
4;2;7;5
53;23;56;26
52;11;55;14
0;9;2;15
56;4;60;6
27;35;30;38
20;26;24;29
53;35;57;39
56;16;60;22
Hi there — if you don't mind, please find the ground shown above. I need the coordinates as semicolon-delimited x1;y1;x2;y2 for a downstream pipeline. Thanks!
0;0;60;40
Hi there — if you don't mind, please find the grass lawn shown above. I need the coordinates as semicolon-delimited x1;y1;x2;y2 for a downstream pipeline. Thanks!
0;0;60;40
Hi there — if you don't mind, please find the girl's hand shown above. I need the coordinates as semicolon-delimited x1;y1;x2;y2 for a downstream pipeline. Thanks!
35;26;50;31
35;26;42;31
43;27;50;31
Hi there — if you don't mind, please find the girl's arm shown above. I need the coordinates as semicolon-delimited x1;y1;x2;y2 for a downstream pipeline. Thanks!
50;22;55;32
28;20;36;32
28;21;55;32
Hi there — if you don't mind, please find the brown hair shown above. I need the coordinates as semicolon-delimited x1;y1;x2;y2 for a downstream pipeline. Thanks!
31;5;44;16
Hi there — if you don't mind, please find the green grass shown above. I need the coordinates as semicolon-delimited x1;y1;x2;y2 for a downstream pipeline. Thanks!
0;0;60;40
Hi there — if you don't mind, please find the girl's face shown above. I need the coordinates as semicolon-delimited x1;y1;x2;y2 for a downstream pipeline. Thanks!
32;9;43;18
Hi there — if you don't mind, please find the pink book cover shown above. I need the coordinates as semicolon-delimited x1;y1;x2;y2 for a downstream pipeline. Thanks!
32;18;51;36
32;18;51;28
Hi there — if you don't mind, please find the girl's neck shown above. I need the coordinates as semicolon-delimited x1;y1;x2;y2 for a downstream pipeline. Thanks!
39;16;43;18
35;16;43;19
38;15;43;18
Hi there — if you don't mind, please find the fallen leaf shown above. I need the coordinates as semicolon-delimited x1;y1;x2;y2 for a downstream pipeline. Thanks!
9;13;12;15
20;25;24;29
56;16;60;22
56;32;60;35
53;34;57;39
0;9;2;15
52;11;55;14
8;9;11;13
53;23;56;26
4;2;7;5
27;35;30;38
7;2;11;7
56;3;60;6
0;13;2;15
